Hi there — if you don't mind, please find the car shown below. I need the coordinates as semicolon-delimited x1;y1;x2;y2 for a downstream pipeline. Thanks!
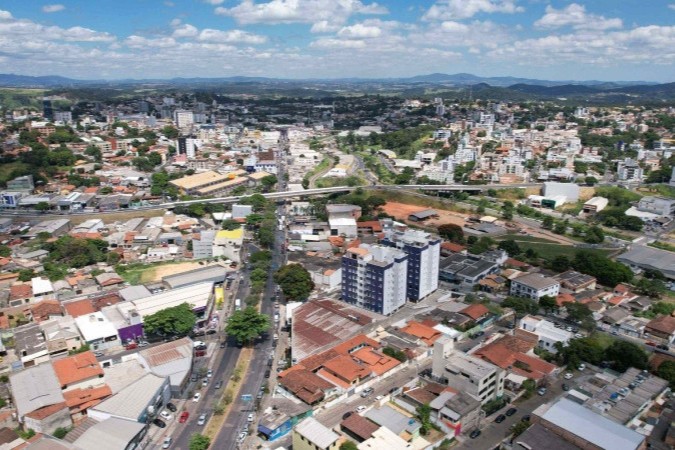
264;370;271;378
342;412;353;420
574;333;583;339
356;405;367;413
361;387;374;398
566;326;573;332
375;395;383;401
247;413;254;422
237;431;248;443
495;414;506;423
166;402;177;412
179;412;189;423
193;393;201;402
125;342;138;350
521;415;531;422
202;379;208;387
505;408;517;416
159;410;173;421
162;437;172;449
657;344;670;351
578;363;586;371
215;381;222;389
257;391;264;400
193;341;206;348
94;351;104;358
537;387;547;396
207;369;213;378
564;372;573;380
197;414;207;426
562;383;570;391
469;429;481;439
153;418;166;428
646;341;657;347
220;342;226;349
138;341;149;347
190;375;198;382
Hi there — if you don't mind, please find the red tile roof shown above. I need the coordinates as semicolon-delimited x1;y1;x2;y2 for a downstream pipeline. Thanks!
400;321;442;346
29;300;62;322
24;402;68;420
504;258;529;268
341;413;380;440
351;347;400;376
63;299;96;318
646;316;675;336
278;368;334;404
63;385;112;413
9;284;32;301
441;242;466;253
357;221;383;233
52;352;104;387
460;303;490;321
476;341;556;380
556;293;576;307
322;355;371;383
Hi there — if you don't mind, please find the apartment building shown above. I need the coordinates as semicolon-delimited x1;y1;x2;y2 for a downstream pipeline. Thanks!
341;244;408;315
432;337;504;404
510;273;560;300
617;158;643;182
381;228;441;301
636;196;675;217
173;110;194;128
519;315;572;353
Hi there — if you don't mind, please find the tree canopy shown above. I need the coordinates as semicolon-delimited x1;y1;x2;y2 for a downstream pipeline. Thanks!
657;361;675;390
143;303;196;336
437;223;465;244
502;296;539;315
572;250;633;287
188;434;211;450
225;307;270;345
274;263;315;301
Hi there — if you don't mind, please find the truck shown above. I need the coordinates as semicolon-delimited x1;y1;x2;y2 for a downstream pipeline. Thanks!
235;298;241;311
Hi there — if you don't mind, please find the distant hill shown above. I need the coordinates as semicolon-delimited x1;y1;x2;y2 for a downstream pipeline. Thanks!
508;84;603;96
0;73;100;87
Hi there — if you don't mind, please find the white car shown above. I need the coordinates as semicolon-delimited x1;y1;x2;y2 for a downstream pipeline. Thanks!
356;405;367;413
247;413;254;422
578;363;586;371
193;393;201;402
207;369;213;378
574;333;583;339
162;437;172;449
197;413;207;426
193;341;206;348
375;395;383;401
237;431;248;443
159;410;173;421
563;372;573;380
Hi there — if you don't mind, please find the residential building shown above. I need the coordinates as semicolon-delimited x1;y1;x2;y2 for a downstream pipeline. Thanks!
510;273;560;300
644;315;675;343
14;323;50;367
7;175;34;192
326;204;360;238
617;158;643;182
257;399;313;442
554;271;597;293
439;253;500;286
432;337;505;404
364;404;421;441
381;228;441;301
173;110;193;128
519;315;572;353
636;196;675;217
74;312;121;352
212;227;244;263
341;244;408;315
292;417;340;450
582;197;608;214
192;229;216;259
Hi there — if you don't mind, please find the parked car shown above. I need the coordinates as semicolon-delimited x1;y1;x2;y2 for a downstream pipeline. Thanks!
360;387;374;398
537;387;547;396
159;410;173;421
193;393;201;402
207;369;213;378
179;412;189;423
264;370;271;378
197;414;207;426
162;437;172;449
220;342;226;349
237;431;248;443
578;363;586;371
469;429;481;439
202;378;208;387
521;415;531;422
375;395;383;401
505;408;517;416
356;405;367;413
657;344;670;351
215;381;222;389
562;383;570;391
646;341;657;347
94;351;104;357
125;342;138;350
342;412;353;420
247;413;254;422
153;418;166;428
495;414;506;423
564;372;573;380
166;402;177;412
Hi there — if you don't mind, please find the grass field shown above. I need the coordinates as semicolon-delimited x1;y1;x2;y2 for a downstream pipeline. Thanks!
496;234;612;261
0;161;28;184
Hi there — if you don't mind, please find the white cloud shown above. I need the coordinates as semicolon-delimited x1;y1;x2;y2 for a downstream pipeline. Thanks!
198;28;267;44
669;4;675;10
204;0;225;4
170;18;181;27
423;0;523;21
0;10;13;21
42;4;65;13
310;38;366;49
338;23;382;38
125;35;177;48
310;20;341;33
534;4;622;31
173;23;199;38
215;0;388;25
411;20;513;49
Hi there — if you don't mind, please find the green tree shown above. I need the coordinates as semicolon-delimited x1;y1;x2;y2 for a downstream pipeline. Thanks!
437;223;465;244
35;201;50;211
657;361;675;390
189;433;211;450
162;125;179;139
565;302;593;328
539;295;557;314
511;420;531;438
542;216;554;230
0;245;11;257
583;225;605;244
549;255;571;272
225;307;270;345
221;220;242;231
502;297;539;315
605;340;648;372
340;442;358;450
382;347;408;362
416;403;432;436
274;263;315;301
143;303;196;336
584;176;598;186
498;239;521;257
572;250;632;286
18;269;35;282
260;175;278;189
634;278;666;298
553;221;567;235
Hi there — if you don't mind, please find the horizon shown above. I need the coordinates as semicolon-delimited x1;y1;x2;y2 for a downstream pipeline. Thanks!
0;1;674;82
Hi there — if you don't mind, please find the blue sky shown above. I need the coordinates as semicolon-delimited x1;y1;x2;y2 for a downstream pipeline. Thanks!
0;1;674;81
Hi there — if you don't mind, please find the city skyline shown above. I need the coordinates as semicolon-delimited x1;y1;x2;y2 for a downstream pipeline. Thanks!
0;0;674;82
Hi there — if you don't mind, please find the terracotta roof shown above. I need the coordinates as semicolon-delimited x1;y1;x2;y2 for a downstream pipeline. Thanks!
614;283;632;294
24;402;68;420
52;352;104;386
0;316;9;330
607;295;628;306
357;221;383;233
504;258;529;268
646;316;675;336
322;355;371;382
460;303;490;321
341;413;380;441
278;368;333;404
400;321;442;345
333;334;380;355
441;242;466;253
63;385;112;413
556;293;576;307
63;299;96;318
328;236;345;247
29;300;62;322
351;347;400;376
476;341;556;380
10;284;32;301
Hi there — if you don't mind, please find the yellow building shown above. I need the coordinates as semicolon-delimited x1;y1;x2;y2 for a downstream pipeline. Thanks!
292;418;340;450
213;227;244;263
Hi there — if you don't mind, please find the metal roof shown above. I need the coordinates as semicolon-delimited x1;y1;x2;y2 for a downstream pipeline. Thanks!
90;373;166;420
73;417;145;450
10;363;64;418
294;417;339;448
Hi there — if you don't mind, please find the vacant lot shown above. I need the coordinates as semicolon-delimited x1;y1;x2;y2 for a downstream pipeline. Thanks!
381;201;469;228
120;261;205;285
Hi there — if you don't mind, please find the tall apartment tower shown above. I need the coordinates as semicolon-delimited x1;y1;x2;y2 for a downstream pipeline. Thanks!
173;110;194;128
341;244;408;315
381;227;441;302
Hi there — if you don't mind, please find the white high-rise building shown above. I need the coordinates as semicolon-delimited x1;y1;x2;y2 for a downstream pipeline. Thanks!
173;110;194;128
341;244;408;316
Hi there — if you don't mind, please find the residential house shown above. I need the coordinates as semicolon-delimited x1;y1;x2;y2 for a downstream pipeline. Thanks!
554;271;597;293
257;398;313;442
292;417;340;450
52;352;111;423
519;315;572;353
31;277;54;300
510;273;560;300
439;253;500;286
14;322;49;367
645;316;675;344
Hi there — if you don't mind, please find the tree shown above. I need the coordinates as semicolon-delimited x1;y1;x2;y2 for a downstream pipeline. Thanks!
565;302;593;323
416;403;432;435
0;245;11;257
437;223;465;244
382;347;407;362
657;361;675;390
340;442;358;450
221;219;242;231
572;250;632;287
18;269;36;282
143;303;196;336
549;255;571;272
189;433;211;450
274;263;315;301
162;125;179;139
539;295;557;314
583;225;604;244
634;278;666;298
511;421;532;438
260;175;278;189
605;340;648;372
225;307;270;345
553;221;567;235
542;216;554;230
35;201;50;211
502;297;539;315
498;239;521;257
584;176;598;186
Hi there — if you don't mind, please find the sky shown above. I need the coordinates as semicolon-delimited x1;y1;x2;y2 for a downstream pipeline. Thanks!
0;1;674;82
